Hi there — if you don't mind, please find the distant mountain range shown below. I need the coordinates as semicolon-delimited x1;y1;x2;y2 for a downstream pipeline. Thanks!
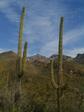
74;53;84;64
0;51;84;65
28;54;49;63
49;54;72;61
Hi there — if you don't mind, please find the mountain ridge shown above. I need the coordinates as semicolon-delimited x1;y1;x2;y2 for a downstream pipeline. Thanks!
0;51;84;65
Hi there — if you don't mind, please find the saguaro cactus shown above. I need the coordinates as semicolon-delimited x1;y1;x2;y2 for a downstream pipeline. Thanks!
14;7;26;112
50;17;64;112
50;17;64;88
22;41;28;75
17;7;26;77
57;17;64;112
58;17;64;86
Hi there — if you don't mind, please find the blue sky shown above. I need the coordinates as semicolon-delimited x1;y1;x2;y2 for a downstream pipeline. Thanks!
0;0;84;57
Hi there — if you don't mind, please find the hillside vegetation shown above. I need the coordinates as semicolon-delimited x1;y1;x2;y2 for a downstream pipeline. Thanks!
0;52;84;112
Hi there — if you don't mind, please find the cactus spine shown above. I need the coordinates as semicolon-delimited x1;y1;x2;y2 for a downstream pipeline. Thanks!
50;17;64;112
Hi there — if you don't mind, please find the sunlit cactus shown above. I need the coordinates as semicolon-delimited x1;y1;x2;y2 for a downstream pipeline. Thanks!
17;7;26;77
14;7;26;112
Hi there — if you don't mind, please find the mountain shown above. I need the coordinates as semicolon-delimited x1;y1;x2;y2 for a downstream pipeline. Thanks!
49;54;72;61
28;54;73;65
0;51;16;61
74;53;84;64
28;54;49;63
0;51;17;72
0;51;84;66
0;51;84;76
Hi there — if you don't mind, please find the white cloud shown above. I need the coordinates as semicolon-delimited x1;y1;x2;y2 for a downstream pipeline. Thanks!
40;26;84;57
0;49;5;53
39;39;58;57
2;7;19;22
0;0;20;22
0;0;64;45
24;16;54;44
0;48;10;53
64;48;84;57
64;26;84;45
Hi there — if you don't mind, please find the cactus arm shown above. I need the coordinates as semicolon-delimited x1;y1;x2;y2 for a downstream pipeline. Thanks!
50;59;63;89
50;59;59;89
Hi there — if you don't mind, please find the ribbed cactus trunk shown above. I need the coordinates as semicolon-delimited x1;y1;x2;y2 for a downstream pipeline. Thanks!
58;17;64;86
22;41;28;75
17;7;26;77
50;17;64;112
14;7;26;112
57;17;64;112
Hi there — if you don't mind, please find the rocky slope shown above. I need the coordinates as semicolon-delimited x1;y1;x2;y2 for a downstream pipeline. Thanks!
0;51;84;112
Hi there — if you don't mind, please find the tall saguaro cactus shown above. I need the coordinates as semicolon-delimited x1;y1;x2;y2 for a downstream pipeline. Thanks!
14;7;27;112
58;17;64;86
57;17;64;112
50;17;64;88
17;7;26;77
50;17;64;112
